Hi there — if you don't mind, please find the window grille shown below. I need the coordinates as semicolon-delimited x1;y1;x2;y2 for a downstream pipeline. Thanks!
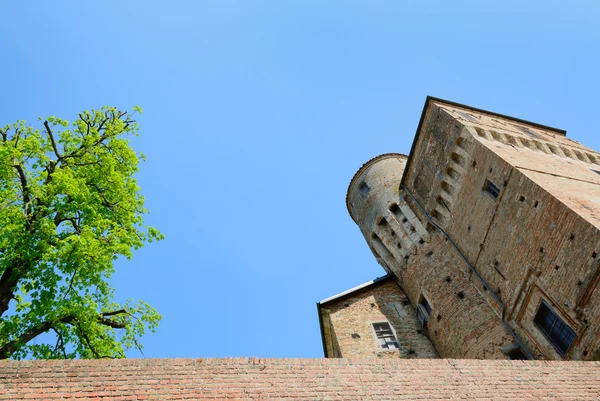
372;322;399;350
416;295;432;327
484;179;500;199
533;301;576;356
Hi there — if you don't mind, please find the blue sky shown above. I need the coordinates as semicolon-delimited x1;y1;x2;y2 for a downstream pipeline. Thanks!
1;1;599;358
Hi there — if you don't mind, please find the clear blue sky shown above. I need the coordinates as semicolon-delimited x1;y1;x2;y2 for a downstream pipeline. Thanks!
1;1;599;358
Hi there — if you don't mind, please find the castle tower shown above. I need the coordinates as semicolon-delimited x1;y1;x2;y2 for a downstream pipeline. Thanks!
319;97;600;361
345;154;428;277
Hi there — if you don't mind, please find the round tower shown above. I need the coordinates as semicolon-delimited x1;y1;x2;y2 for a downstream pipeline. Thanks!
346;154;411;274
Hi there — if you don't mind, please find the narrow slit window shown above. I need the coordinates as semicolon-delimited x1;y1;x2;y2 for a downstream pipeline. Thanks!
372;322;399;350
533;301;576;356
484;179;500;199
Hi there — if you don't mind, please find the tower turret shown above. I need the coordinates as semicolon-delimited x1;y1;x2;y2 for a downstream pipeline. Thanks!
346;153;430;277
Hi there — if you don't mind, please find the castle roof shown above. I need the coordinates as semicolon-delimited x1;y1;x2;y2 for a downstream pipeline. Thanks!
317;272;395;305
2;357;599;400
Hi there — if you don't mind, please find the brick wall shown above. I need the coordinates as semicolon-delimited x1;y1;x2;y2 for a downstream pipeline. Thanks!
2;358;599;400
395;223;514;359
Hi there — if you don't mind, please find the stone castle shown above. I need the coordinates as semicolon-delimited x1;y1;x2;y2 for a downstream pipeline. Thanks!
318;97;600;361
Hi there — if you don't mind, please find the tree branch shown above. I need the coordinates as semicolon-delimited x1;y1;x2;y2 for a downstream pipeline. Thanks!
43;121;61;160
0;308;130;359
98;317;126;329
0;319;54;359
51;327;67;359
0;262;26;318
74;322;101;358
102;309;127;317
13;129;21;148
13;164;31;214
100;309;128;328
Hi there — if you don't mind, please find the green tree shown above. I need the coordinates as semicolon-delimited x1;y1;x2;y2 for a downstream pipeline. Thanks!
0;107;163;359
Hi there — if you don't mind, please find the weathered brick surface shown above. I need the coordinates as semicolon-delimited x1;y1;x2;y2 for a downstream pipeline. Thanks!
320;277;437;358
398;232;513;359
1;358;599;400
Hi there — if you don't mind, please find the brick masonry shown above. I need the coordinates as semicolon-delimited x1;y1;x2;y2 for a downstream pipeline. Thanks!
2;358;600;400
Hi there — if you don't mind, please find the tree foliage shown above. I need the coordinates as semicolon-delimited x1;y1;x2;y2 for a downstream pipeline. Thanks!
0;107;163;359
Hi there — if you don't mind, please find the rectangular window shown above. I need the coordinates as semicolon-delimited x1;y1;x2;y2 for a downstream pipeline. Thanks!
507;348;528;360
372;322;399;350
533;301;576;356
416;295;432;327
501;342;528;360
484;179;500;199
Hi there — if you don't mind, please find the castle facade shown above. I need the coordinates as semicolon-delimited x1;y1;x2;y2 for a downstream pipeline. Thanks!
318;97;600;361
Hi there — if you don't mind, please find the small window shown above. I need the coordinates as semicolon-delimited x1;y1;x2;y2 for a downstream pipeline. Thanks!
484;179;500;199
359;181;370;197
372;322;399;350
507;348;528;360
517;126;538;139
416;295;432;327
502;342;528;360
533;301;576;356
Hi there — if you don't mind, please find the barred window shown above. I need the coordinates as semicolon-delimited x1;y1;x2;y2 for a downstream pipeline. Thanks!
372;322;399;350
484;179;500;199
533;301;576;356
416;294;432;327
